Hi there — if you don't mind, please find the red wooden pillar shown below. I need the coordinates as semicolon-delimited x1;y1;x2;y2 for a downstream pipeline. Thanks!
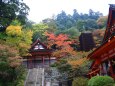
42;56;45;67
109;60;114;78
100;64;105;75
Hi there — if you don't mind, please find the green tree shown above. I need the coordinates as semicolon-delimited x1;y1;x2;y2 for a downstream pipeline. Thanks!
11;19;35;30
51;59;72;73
32;23;49;42
66;15;74;29
85;19;98;30
76;20;86;32
10;20;21;26
54;9;103;33
76;19;98;31
0;0;29;31
56;27;80;39
56;11;68;30
72;9;80;22
23;20;35;30
88;9;103;20
42;18;57;32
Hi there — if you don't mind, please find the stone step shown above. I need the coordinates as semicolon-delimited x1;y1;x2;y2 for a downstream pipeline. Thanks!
25;68;43;86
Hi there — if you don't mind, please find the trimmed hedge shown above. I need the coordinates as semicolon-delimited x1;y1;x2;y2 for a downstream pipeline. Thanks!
88;76;114;86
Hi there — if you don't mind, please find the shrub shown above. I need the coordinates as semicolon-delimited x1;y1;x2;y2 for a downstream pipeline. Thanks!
88;76;114;86
72;77;88;86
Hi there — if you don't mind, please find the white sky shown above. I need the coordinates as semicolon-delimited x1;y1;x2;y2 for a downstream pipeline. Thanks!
24;0;115;23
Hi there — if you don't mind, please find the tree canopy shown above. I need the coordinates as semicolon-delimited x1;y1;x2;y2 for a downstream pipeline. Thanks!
6;25;33;56
32;23;49;42
55;9;103;31
45;32;77;59
0;0;29;31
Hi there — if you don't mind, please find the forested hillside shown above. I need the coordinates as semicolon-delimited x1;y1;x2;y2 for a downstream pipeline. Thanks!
42;9;107;40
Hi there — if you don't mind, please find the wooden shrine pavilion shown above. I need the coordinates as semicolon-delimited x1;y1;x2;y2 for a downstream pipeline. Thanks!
87;4;115;78
24;39;53;68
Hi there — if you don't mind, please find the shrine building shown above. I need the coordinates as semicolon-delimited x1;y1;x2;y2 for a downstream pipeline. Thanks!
23;39;54;68
87;4;115;78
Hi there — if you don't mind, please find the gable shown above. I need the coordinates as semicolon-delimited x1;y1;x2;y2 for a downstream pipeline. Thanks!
30;39;47;51
34;43;45;50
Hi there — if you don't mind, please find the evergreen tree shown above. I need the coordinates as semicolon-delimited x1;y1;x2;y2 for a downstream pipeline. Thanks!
0;0;29;31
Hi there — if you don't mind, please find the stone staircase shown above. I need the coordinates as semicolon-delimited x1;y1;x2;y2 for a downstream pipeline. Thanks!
25;67;43;86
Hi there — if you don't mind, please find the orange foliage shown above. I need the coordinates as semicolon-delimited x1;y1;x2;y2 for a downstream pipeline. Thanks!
92;29;105;47
68;58;88;68
45;32;77;58
0;44;22;68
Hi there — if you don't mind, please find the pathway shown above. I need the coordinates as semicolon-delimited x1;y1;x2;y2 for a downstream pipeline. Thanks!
24;67;60;86
24;67;44;86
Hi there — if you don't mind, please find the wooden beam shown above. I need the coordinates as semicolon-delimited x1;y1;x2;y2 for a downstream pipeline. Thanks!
88;37;115;60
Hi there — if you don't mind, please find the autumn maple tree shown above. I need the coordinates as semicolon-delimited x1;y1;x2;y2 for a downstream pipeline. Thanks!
45;32;77;59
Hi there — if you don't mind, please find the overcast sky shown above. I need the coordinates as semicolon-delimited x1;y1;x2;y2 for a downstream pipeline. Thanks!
24;0;115;23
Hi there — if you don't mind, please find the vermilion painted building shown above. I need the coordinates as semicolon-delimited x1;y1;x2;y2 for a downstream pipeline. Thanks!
88;4;115;78
24;39;53;68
